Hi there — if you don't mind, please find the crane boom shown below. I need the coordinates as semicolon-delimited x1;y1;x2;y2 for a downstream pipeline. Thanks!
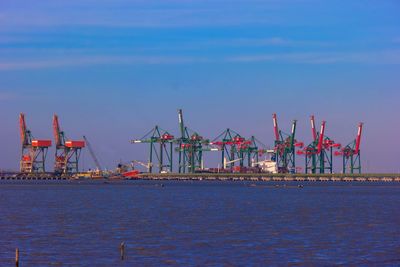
132;160;151;169
52;114;63;148
317;121;326;154
82;135;102;171
272;113;280;142
178;109;185;139
19;113;28;146
354;122;363;154
310;115;317;142
290;120;297;149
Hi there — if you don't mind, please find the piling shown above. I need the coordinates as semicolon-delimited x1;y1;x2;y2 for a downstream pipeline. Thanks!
15;248;19;267
120;242;125;260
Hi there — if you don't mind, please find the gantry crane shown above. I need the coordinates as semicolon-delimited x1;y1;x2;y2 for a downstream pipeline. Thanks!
131;126;174;173
272;113;303;173
211;129;247;169
176;109;218;173
298;116;341;173
212;130;266;172
240;136;268;168
53;115;85;173
19;113;52;173
335;123;363;173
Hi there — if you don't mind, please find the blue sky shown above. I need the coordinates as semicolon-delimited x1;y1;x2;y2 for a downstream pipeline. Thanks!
0;0;399;172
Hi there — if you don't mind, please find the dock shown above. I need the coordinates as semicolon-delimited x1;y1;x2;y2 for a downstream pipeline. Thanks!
1;171;400;182
137;173;400;182
0;172;68;180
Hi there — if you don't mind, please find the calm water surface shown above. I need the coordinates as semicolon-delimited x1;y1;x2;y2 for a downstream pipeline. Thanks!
0;180;399;266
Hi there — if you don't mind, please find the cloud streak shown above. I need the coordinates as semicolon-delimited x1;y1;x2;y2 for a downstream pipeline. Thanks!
227;50;400;64
0;0;305;30
0;55;210;70
1;50;399;71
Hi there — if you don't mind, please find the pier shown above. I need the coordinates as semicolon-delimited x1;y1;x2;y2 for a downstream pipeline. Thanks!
1;171;400;182
0;172;68;180
137;173;400;182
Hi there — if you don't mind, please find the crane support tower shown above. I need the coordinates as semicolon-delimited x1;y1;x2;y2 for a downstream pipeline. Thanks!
53;115;85;173
298;116;341;174
19;113;52;173
131;126;174;173
272;113;303;173
335;123;363;174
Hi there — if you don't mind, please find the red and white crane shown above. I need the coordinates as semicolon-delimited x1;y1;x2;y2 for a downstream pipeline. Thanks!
297;115;340;174
53;114;85;173
272;113;303;173
335;122;363;173
19;113;52;173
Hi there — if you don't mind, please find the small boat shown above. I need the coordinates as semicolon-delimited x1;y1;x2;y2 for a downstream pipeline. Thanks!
121;170;140;179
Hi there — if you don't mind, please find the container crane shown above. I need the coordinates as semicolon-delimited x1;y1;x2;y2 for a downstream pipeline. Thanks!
53;115;85;174
211;129;248;169
212;130;265;172
131;126;174;173
335;123;363;173
297;116;341;173
19;113;52;173
272;113;303;173
176;109;217;173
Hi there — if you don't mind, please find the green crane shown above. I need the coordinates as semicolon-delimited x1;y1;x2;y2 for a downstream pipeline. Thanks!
335;123;363;174
176;109;216;173
131;126;174;173
298;116;341;174
272;113;302;173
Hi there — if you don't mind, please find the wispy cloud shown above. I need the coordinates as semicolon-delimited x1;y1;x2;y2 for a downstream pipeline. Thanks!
0;0;302;30
0;34;334;54
0;50;399;71
0;55;210;71
203;37;334;48
228;50;400;64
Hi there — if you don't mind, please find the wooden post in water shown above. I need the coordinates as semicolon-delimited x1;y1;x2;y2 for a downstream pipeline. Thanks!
15;248;19;267
120;242;125;260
